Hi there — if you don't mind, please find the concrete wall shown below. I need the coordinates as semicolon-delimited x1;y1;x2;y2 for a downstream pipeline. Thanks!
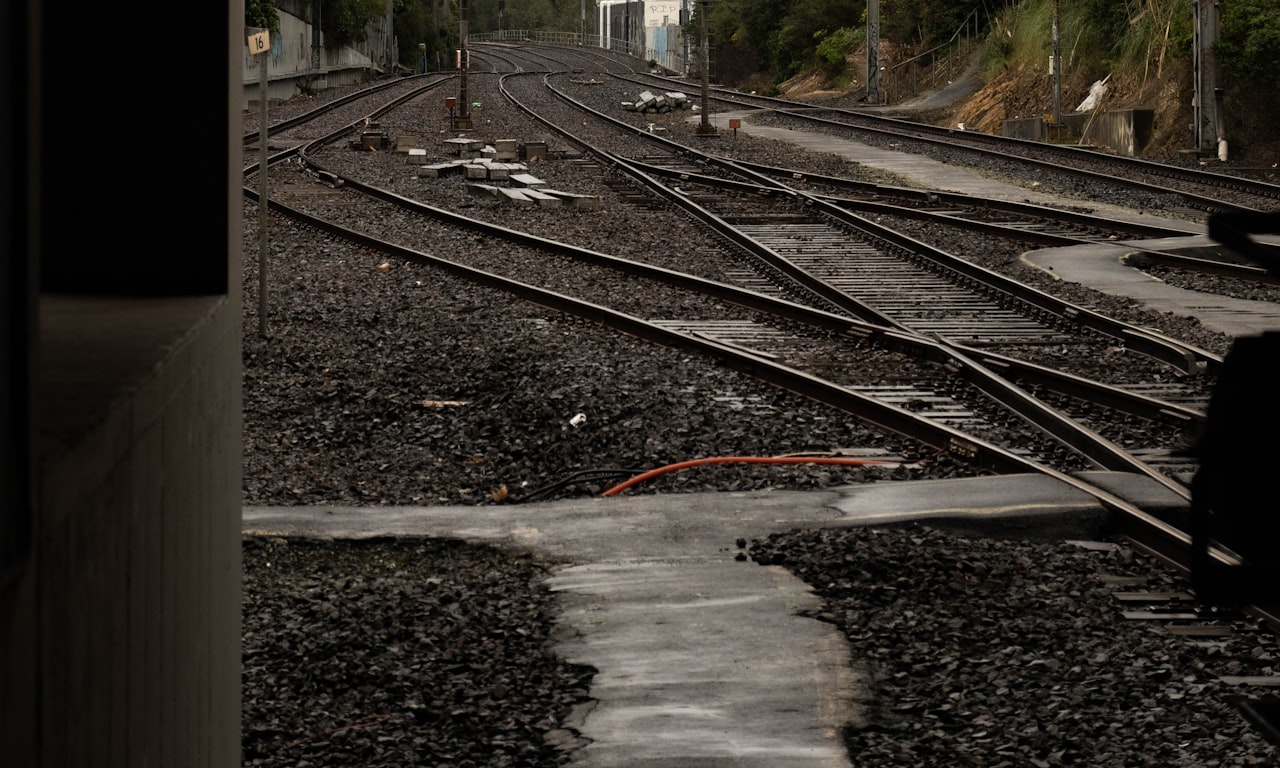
4;0;244;764
243;5;394;110
31;298;243;766
1002;109;1155;157
1079;108;1155;157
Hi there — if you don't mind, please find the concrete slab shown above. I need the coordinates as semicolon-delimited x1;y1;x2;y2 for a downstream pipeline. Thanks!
1022;238;1280;338
243;471;1182;768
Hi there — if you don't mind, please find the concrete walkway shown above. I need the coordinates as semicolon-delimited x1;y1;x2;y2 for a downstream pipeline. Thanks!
700;110;1280;340
244;473;1186;767
1022;238;1280;338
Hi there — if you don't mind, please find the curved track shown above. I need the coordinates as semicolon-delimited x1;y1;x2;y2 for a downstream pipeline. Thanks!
239;60;1268;604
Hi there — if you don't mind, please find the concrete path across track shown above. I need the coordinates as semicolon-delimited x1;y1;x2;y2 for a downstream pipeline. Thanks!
244;472;1187;767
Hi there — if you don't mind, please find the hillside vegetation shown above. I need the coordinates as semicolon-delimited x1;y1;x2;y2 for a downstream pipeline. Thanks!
244;0;1280;165
704;0;1280;166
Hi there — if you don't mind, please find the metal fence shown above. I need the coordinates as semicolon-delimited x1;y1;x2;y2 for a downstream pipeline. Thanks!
467;30;686;75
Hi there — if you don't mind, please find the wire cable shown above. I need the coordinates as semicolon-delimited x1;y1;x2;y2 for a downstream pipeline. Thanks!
601;455;921;497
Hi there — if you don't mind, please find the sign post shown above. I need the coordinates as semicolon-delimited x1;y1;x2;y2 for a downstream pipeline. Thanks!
248;28;271;337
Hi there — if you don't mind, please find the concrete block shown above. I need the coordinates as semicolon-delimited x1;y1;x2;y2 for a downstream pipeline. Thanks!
509;173;546;188
541;189;602;210
498;187;535;203
418;161;465;178
521;189;562;207
520;142;547;162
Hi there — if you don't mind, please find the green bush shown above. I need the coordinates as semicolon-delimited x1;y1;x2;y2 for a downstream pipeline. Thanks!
245;0;280;35
1216;0;1280;88
815;27;861;74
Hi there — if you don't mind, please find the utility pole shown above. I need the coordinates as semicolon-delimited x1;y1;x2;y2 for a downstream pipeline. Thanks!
1193;0;1223;158
681;0;689;76
866;0;879;103
311;0;322;73
386;0;394;71
1051;0;1062;124
454;0;472;129
695;0;716;136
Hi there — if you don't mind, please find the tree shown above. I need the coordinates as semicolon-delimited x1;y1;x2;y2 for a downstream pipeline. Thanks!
322;0;388;45
1215;0;1280;89
881;0;986;47
395;0;445;70
245;0;281;35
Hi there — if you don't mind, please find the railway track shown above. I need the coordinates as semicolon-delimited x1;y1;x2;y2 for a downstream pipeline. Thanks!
239;44;1280;752
242;63;1228;566
595;63;1280;216
257;74;1218;481
243;51;1272;566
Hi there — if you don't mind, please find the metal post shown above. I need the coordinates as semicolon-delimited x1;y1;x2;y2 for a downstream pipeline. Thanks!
1193;0;1221;155
247;28;272;338
455;0;472;129
866;0;879;103
259;55;269;338
386;0;394;71
311;0;322;72
681;0;689;76
695;0;716;135
1051;0;1061;124
581;0;585;44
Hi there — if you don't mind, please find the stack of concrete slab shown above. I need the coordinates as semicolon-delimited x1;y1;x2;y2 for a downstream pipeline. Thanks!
624;91;691;113
455;159;529;181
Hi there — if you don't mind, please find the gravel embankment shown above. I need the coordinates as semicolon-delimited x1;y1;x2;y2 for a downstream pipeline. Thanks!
241;71;1277;767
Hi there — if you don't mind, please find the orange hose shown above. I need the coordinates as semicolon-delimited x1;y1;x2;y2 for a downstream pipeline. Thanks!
601;456;915;497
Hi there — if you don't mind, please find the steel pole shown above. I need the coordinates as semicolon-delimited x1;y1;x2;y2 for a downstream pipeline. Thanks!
1051;0;1061;124
258;44;270;338
696;0;716;135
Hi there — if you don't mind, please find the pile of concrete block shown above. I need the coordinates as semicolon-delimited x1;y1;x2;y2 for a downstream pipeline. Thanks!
464;183;602;209
623;91;691;113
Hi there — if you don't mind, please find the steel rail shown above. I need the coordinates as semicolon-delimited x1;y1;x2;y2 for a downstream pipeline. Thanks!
531;72;1224;378
627;155;1205;242
240;74;449;146
242;181;1238;589
261;76;1202;500
595;67;1280;213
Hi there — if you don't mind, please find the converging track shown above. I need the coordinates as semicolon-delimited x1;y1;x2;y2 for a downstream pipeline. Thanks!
240;43;1280;766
